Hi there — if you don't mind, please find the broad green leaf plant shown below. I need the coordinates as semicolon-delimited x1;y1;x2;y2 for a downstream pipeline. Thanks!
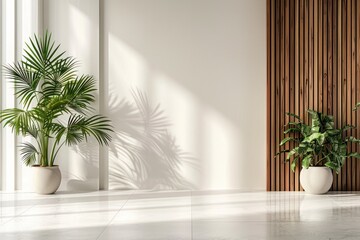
0;32;113;167
276;110;360;173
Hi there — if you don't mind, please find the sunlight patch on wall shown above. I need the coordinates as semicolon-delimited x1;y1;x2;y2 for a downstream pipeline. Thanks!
151;72;201;187
108;33;148;94
69;4;98;76
202;107;240;189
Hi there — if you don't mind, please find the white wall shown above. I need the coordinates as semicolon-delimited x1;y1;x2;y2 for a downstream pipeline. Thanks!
43;0;100;191
103;0;266;190
2;0;266;191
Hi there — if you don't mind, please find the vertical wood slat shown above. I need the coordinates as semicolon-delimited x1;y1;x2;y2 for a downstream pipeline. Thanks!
355;1;360;190
324;0;328;115
328;0;333;116
295;0;300;191
267;0;271;191
275;0;281;191
280;0;285;191
267;0;360;191
271;0;276;191
305;0;309;124
285;0;290;191
332;0;338;190
346;0;351;190
299;0;305;192
337;0;342;191
327;0;333;190
289;0;295;191
341;0;347;191
319;0;323;115
351;0;356;190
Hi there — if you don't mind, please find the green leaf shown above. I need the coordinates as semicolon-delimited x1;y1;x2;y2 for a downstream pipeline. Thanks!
326;129;341;136
280;137;299;146
60;75;97;113
302;155;312;169
291;157;299;172
325;161;337;171
23;31;65;76
348;152;360;159
304;132;326;145
0;108;37;135
54;114;113;146
346;137;360;144
284;122;302;127
19;142;39;166
4;62;41;108
274;149;290;158
353;102;360;111
311;126;320;133
300;125;311;137
286;147;299;160
286;112;302;121
284;128;301;134
342;125;356;132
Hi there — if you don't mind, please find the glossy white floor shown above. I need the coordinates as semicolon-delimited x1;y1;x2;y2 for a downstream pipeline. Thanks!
0;190;359;240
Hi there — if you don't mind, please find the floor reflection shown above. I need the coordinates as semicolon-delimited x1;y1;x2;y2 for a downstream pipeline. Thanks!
1;191;360;239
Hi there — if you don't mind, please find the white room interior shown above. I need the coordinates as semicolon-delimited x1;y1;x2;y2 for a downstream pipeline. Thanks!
1;0;267;192
2;0;360;239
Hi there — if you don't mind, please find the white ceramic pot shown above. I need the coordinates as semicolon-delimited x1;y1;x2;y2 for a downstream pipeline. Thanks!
32;165;61;194
300;166;333;194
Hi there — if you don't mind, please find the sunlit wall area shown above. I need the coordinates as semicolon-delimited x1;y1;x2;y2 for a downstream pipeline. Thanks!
43;0;100;191
1;0;266;191
103;0;266;190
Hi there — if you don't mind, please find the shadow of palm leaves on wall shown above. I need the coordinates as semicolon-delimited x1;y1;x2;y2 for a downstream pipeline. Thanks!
109;89;197;190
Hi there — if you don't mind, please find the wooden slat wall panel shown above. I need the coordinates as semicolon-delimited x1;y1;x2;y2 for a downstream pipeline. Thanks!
267;0;360;191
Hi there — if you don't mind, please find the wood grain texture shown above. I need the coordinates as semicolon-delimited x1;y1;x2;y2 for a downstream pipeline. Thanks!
267;0;360;191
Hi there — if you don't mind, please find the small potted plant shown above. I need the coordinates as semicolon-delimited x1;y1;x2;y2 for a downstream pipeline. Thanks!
276;109;360;194
0;32;113;194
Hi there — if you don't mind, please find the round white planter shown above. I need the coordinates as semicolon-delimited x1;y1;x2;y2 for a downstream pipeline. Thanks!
32;165;61;194
300;166;333;194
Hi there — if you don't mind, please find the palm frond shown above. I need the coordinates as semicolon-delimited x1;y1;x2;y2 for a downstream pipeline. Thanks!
53;116;83;145
41;57;78;99
61;75;96;113
19;142;39;166
54;115;112;146
48;56;78;83
3;62;41;108
0;108;37;135
81;115;113;145
23;31;65;75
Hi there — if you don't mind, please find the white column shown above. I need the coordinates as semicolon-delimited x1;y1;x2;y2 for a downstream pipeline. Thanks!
99;0;108;190
1;0;17;191
15;0;44;190
1;0;43;191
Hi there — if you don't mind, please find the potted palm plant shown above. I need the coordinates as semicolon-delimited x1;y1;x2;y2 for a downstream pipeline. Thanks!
276;109;360;194
0;32;113;194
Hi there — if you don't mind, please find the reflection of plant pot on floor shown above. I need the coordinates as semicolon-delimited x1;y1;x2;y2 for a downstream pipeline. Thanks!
276;109;360;194
300;166;333;194
0;32;113;194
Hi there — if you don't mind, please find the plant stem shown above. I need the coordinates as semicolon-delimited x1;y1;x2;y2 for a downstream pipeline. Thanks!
51;141;65;166
39;128;49;166
314;155;328;166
